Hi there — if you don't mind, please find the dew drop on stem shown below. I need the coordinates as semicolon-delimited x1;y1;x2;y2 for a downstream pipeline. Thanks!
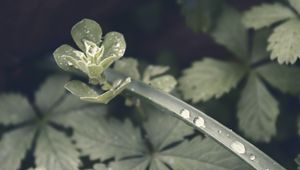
230;141;246;154
180;109;190;119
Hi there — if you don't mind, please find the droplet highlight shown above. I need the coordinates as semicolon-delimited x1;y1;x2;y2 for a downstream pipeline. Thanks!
230;141;245;154
193;116;205;128
249;155;256;161
180;109;191;119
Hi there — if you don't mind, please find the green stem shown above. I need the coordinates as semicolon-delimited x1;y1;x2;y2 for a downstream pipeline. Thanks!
105;68;286;170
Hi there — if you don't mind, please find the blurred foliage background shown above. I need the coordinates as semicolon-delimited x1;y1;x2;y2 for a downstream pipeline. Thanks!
0;0;299;169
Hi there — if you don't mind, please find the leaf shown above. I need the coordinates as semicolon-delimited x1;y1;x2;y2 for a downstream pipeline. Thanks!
149;75;177;93
102;32;126;59
114;58;141;80
267;19;300;64
93;164;109;170
64;80;99;99
159;137;253;170
143;65;169;83
60;110;146;160
0;126;36;170
27;167;47;170
289;0;300;14
143;111;193;150
251;29;270;63
35;125;81;170
242;3;295;30
211;6;248;59
53;44;85;71
178;0;222;32
295;154;300;170
237;73;279;142
257;63;300;95
71;19;102;51
179;58;246;103
35;75;69;113
0;94;35;125
110;157;150;170
51;94;91;115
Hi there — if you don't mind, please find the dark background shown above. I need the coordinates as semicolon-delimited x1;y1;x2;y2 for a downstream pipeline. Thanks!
0;0;271;93
0;0;298;169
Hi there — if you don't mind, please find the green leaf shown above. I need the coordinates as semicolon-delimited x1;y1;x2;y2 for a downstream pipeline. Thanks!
51;94;90;116
237;73;279;142
242;3;295;30
289;0;300;14
149;75;177;93
211;6;248;59
0;126;36;170
27;167;46;170
61;110;146;160
93;164;109;170
114;58;141;80
35;75;69;113
110;157;150;170
257;63;300;95
71;19;102;51
143;112;193;150
159;137;253;170
64;80;99;99
53;44;86;71
143;65;169;83
35;125;81;170
0;94;35;125
179;58;246;103
267;19;300;64
178;0;222;32
251;29;270;63
102;32;126;59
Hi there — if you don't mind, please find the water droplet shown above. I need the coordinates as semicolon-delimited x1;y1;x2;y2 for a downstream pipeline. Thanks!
193;116;205;128
230;141;245;154
180;109;190;119
67;61;73;66
131;88;135;91
217;130;222;134
249;155;256;161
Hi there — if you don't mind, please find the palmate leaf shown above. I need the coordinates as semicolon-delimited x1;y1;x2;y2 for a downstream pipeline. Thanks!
251;29;270;63
61;102;251;170
159;137;252;170
0;74;102;170
0;126;36;170
0;94;35;125
211;6;248;59
54;107;146;160
289;0;300;14
179;58;246;103
35;75;70;113
35;125;81;170
237;73;279;142
257;63;300;95
143;111;194;150
267;19;300;64
242;3;295;30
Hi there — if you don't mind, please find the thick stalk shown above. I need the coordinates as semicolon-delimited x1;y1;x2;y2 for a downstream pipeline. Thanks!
105;68;286;170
